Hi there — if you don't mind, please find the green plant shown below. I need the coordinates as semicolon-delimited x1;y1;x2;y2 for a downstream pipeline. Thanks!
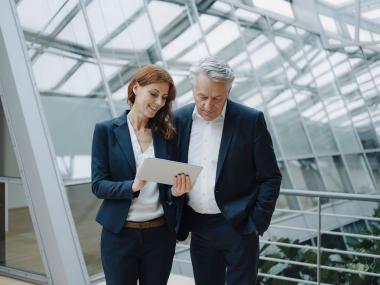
258;203;380;285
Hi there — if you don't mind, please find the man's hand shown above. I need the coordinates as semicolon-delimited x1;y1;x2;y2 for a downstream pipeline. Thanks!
171;173;191;197
132;179;147;192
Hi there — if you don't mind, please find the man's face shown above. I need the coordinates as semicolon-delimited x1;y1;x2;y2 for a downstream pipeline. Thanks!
193;73;231;121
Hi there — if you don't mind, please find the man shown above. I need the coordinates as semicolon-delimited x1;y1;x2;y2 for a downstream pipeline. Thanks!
174;57;282;285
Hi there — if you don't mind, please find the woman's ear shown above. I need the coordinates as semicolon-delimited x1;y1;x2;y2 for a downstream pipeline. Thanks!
132;83;139;95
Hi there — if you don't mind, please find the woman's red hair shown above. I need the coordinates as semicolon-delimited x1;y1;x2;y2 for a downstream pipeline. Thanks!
127;65;176;140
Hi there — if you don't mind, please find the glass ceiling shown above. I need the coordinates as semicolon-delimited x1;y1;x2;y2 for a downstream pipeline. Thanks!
13;0;380;188
316;0;380;50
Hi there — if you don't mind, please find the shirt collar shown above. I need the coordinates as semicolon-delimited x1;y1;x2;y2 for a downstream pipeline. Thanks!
192;100;227;122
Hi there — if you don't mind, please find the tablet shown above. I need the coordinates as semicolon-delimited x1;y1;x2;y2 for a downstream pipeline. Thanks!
135;157;203;186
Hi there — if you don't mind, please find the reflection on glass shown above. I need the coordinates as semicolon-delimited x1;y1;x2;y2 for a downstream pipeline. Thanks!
278;161;292;189
324;97;362;153
288;159;325;191
86;0;143;44
41;96;112;181
318;156;353;192
267;90;313;157
2;182;45;274
296;90;338;154
277;161;298;210
366;152;380;191
0;102;20;178
350;106;379;149
287;159;325;209
345;154;375;193
66;183;102;275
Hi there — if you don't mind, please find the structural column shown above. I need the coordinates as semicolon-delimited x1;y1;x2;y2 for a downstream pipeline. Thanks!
0;1;89;284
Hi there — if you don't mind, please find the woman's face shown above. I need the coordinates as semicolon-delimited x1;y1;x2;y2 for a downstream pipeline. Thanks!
132;82;169;118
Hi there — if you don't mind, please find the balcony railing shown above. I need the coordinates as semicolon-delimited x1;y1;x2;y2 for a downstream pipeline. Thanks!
172;189;380;285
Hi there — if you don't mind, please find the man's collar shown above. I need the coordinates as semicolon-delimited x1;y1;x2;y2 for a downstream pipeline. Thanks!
192;100;227;122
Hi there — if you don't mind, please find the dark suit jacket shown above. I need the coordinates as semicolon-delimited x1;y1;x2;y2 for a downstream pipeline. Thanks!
91;112;178;234
174;100;282;241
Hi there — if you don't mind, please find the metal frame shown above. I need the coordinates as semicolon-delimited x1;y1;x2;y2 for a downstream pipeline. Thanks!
173;189;380;284
1;0;380;282
0;0;89;284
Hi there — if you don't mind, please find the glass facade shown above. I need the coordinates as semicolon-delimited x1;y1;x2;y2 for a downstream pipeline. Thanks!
1;0;379;282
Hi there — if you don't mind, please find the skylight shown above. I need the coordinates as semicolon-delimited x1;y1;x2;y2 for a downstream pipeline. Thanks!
205;20;241;54
319;14;339;34
253;0;294;19
362;8;380;20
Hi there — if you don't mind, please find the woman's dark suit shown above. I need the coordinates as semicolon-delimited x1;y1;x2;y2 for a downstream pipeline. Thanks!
91;112;178;285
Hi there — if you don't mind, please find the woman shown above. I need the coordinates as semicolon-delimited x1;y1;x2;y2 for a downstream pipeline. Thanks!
91;65;190;285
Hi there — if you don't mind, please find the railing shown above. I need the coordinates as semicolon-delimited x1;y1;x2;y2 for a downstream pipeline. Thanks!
173;189;380;285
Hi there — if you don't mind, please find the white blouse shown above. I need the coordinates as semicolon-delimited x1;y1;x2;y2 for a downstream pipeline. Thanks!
126;118;164;222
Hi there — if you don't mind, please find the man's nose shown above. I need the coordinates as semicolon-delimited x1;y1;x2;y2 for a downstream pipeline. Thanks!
203;100;212;110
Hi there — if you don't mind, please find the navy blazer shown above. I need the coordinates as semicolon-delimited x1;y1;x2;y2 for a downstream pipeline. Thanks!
91;112;178;234
174;100;282;240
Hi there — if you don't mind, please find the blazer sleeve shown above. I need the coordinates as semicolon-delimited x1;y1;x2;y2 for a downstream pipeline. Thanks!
250;112;282;233
91;123;137;200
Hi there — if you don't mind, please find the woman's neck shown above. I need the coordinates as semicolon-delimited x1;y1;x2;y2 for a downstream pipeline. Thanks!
127;107;149;131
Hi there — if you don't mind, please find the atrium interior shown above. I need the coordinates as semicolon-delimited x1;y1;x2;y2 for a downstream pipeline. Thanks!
0;0;380;284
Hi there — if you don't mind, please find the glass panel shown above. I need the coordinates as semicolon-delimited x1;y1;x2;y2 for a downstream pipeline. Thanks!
350;104;379;149
162;13;215;63
336;64;379;149
172;12;216;63
317;156;353;192
56;6;92;47
287;159;325;191
66;183;101;275
324;96;362;153
41;96;112;181
84;0;163;112
345;154;375;193
365;152;380;192
253;0;294;18
296;90;338;154
17;0;77;34
278;161;292;189
0;102;20;178
2;181;45;274
297;34;362;153
277;161;298;210
86;0;143;44
267;90;313;157
287;159;325;209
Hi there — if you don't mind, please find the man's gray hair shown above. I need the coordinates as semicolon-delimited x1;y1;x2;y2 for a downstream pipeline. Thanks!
190;56;235;84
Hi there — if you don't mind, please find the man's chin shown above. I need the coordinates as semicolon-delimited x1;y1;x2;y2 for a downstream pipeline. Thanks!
201;113;216;121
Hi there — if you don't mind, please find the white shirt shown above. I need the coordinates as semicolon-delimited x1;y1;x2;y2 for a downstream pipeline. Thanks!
126;118;164;221
187;103;226;214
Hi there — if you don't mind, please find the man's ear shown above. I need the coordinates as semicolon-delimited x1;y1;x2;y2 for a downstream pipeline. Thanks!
227;86;232;97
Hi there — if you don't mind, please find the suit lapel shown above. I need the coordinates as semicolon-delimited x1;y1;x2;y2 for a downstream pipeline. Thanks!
113;113;136;174
181;105;194;163
216;100;236;183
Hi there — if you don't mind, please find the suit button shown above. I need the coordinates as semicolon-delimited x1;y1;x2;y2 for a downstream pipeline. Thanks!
215;189;219;193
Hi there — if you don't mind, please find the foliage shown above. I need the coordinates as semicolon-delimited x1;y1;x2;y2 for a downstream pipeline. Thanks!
258;203;380;285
